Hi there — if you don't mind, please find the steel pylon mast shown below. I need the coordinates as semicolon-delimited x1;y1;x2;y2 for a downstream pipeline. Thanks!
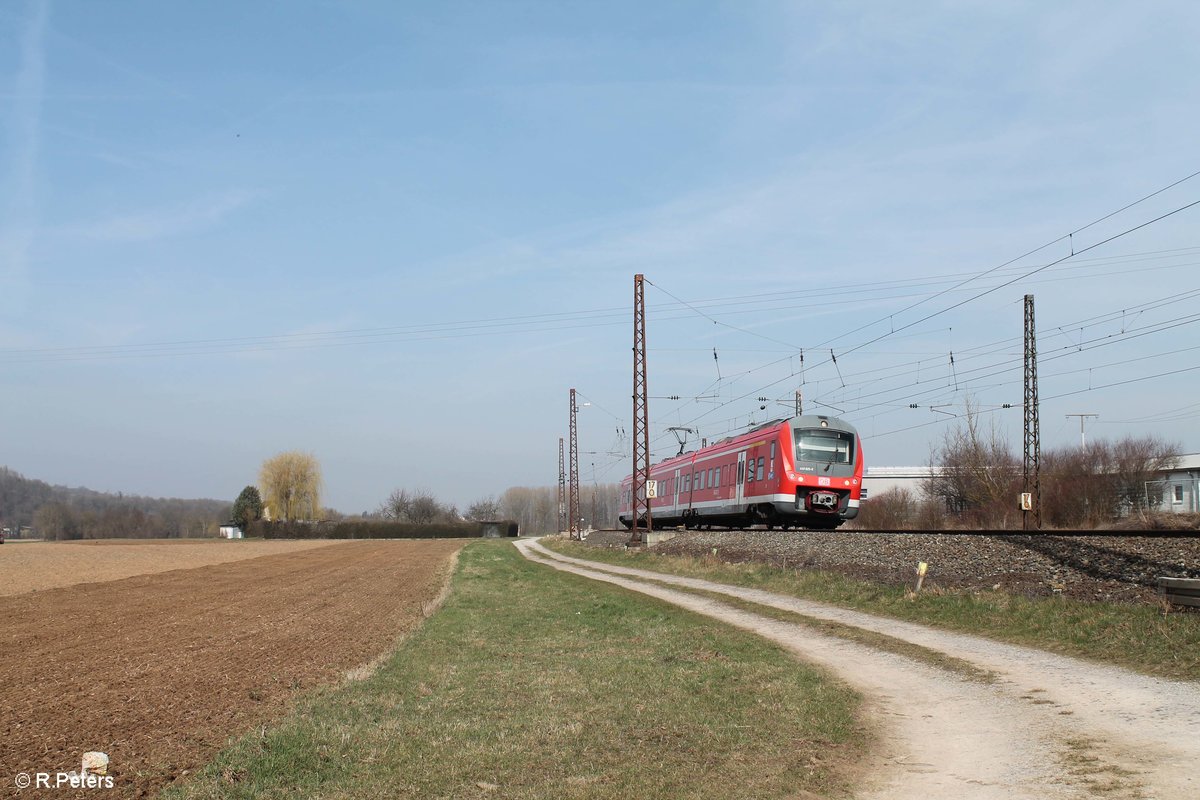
1023;294;1041;531
631;274;652;545
557;437;566;534
569;389;581;540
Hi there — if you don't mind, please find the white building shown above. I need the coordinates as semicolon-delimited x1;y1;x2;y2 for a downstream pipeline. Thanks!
219;524;244;539
863;455;1200;515
1149;453;1200;514
861;466;936;500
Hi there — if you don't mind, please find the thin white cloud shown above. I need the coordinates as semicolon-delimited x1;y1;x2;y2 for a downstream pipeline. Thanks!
67;190;259;242
0;0;48;289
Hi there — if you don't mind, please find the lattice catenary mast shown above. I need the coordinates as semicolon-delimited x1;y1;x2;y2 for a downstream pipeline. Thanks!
630;274;652;545
569;389;581;540
1023;294;1041;531
557;437;566;534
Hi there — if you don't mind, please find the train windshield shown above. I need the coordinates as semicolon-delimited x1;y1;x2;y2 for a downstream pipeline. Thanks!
794;428;854;464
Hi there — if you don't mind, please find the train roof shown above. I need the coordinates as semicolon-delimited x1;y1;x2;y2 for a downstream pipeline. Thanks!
634;414;860;474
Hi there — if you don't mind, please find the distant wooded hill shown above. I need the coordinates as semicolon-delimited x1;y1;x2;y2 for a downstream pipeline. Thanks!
0;466;231;539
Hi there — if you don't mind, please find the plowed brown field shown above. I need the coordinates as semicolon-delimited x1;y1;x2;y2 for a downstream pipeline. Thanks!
0;539;342;596
1;539;464;798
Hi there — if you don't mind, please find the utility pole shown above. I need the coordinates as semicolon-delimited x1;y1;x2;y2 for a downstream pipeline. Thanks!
557;437;566;533
1023;294;1042;531
569;389;581;540
1065;413;1098;448
631;274;652;545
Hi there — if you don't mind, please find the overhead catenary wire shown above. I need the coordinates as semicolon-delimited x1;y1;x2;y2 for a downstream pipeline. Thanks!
645;193;1200;441
4;244;1199;365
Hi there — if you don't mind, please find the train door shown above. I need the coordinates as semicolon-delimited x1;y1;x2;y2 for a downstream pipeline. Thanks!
735;451;747;508
672;468;681;515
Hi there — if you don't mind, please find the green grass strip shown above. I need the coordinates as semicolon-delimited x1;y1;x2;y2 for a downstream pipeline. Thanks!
163;540;867;800
544;539;1200;683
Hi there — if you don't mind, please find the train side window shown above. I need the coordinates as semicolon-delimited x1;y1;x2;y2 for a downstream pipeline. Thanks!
713;467;720;488
737;461;744;484
756;457;765;481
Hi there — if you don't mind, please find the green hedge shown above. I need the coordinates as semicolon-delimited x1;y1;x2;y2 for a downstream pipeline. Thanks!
249;520;518;540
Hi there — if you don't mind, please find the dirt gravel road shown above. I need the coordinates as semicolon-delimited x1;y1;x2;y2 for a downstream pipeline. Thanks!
517;538;1200;800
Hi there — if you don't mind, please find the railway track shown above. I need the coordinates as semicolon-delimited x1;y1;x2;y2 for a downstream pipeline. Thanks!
846;527;1200;538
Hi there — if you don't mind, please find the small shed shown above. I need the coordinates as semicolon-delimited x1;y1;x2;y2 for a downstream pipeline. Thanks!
219;524;244;539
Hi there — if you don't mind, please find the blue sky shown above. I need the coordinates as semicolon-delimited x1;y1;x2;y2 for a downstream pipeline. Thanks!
2;1;1198;514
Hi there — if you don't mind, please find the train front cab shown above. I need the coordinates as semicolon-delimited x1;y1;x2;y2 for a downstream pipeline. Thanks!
787;417;862;528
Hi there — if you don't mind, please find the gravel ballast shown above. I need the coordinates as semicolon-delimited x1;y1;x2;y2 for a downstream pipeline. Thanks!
580;528;1200;603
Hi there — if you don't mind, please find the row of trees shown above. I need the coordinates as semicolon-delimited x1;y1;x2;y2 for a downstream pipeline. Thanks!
857;410;1180;529
28;497;228;540
368;483;620;535
2;466;230;540
246;449;622;536
493;484;620;535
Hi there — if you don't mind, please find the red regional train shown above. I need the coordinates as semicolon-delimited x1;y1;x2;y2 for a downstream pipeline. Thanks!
618;415;864;530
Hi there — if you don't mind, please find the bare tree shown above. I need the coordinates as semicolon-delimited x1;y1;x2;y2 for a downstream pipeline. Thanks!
498;484;621;534
378;488;413;520
924;400;1021;528
1042;435;1180;525
1111;435;1179;513
379;488;456;523
33;502;77;541
408;491;442;524
855;487;920;529
465;495;501;521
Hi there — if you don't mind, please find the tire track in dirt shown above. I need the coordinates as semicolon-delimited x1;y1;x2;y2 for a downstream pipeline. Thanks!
1;539;463;798
519;539;1200;799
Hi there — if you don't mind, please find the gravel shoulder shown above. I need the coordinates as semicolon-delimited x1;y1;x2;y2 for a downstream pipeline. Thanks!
519;538;1200;799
